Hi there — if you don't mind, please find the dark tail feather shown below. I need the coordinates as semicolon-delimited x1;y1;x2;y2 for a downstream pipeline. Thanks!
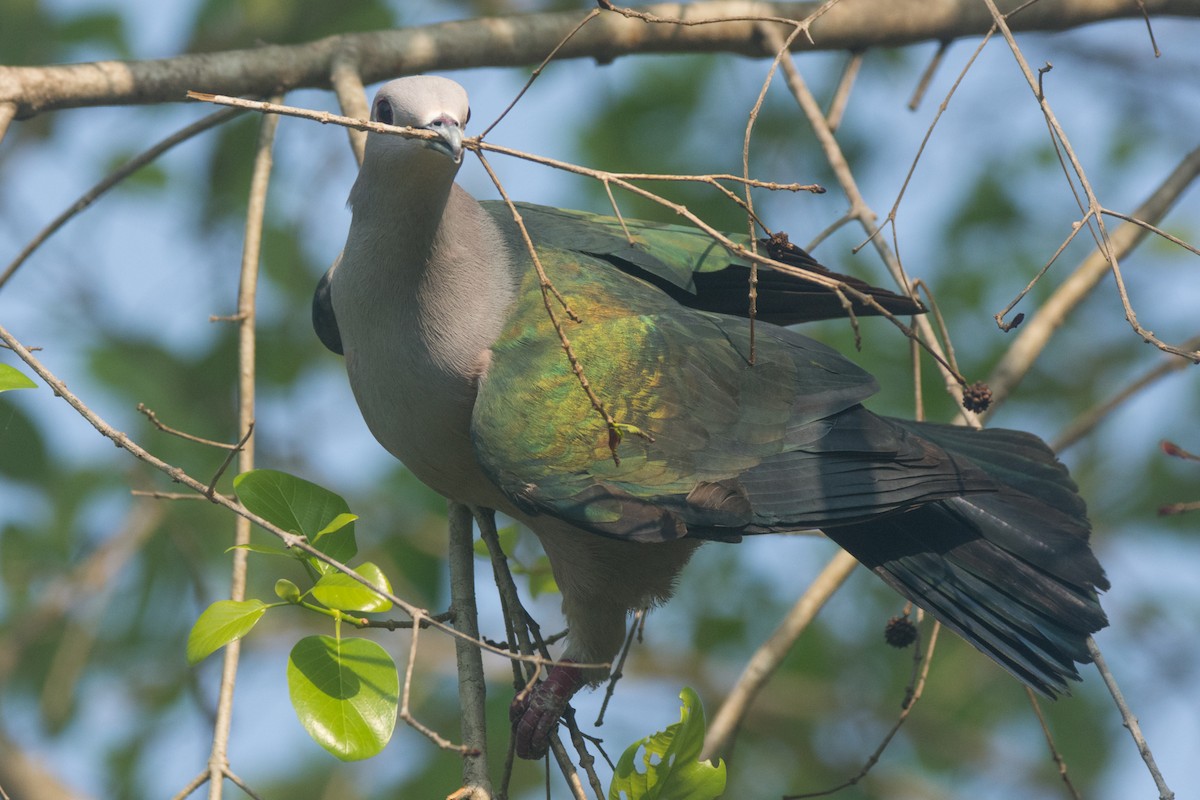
823;421;1108;696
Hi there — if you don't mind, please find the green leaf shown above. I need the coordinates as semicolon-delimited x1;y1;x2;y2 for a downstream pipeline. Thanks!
311;562;393;613
287;635;398;761
318;512;358;537
609;687;726;800
0;364;37;392
234;469;356;571
186;599;269;665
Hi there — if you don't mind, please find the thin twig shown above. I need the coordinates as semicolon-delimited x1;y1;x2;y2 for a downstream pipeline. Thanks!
1053;334;1200;451
757;23;978;421
206;94;278;800
205;423;255;499
784;622;941;799
907;40;950;111
329;43;368;165
137;404;242;450
701;548;858;762
1136;0;1162;57
479;8;603;141
826;50;863;130
740;19;811;364
595;608;644;726
983;0;1196;361
993;211;1090;331
984;144;1200;417
171;771;209;800
131;490;236;502
399;612;475;753
1086;637;1175;800
221;769;264;800
476;149;649;467
1024;687;1083;800
0;106;243;291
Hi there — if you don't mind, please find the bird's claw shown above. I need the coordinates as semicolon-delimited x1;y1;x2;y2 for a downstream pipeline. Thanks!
510;661;584;760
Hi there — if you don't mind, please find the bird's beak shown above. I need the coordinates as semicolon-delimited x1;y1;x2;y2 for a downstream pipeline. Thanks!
424;116;464;164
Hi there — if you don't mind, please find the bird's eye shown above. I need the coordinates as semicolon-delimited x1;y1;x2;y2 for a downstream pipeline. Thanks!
464;107;471;126
373;98;394;125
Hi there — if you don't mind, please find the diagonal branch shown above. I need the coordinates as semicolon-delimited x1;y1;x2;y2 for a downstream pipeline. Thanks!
701;548;858;762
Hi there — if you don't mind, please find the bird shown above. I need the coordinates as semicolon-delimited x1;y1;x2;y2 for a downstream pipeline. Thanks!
314;75;1109;761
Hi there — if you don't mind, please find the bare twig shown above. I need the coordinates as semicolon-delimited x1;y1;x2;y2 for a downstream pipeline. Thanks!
0;106;243;291
1053;334;1200;451
1086;637;1175;800
984;144;1200;416
1136;0;1162;57
479;8;603;141
204;423;255;499
757;22;979;422
399;611;476;753
329;45;368;165
205;94;278;800
137;404;242;450
983;0;1196;361
701;548;858;762
784;622;942;798
908;40;950;110
826;50;863;130
594;608;644;727
1025;687;1083;800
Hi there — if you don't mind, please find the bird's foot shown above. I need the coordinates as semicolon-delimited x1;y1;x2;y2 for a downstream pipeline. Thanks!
510;661;585;760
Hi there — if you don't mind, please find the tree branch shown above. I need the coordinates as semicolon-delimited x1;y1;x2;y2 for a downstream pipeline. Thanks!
448;502;493;800
1;1;1195;119
204;93;278;800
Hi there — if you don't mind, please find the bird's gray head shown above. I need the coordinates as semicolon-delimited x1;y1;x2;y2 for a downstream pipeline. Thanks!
366;76;470;166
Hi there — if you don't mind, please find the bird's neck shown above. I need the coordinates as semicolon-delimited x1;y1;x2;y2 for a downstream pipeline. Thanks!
337;156;519;391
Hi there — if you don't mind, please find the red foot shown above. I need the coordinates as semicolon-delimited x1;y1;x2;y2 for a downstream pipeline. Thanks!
510;661;585;760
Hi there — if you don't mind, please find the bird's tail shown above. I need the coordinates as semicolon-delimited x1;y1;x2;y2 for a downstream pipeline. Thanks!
821;420;1109;696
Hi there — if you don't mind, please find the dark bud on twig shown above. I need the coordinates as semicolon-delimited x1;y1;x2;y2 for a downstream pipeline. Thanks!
999;312;1025;332
884;615;918;648
766;230;796;260
961;381;993;413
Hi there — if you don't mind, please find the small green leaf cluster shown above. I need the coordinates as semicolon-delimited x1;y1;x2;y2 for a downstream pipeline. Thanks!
186;469;399;761
609;688;727;800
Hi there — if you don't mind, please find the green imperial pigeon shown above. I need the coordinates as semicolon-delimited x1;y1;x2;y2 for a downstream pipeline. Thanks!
314;76;1108;760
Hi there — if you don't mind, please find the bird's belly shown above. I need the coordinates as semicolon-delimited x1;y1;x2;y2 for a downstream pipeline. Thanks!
343;348;509;510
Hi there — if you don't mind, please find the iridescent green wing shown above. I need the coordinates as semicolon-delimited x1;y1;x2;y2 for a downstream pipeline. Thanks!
471;243;893;543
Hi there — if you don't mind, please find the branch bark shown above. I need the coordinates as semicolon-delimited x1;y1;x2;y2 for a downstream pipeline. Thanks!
448;502;493;800
1;0;1194;119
